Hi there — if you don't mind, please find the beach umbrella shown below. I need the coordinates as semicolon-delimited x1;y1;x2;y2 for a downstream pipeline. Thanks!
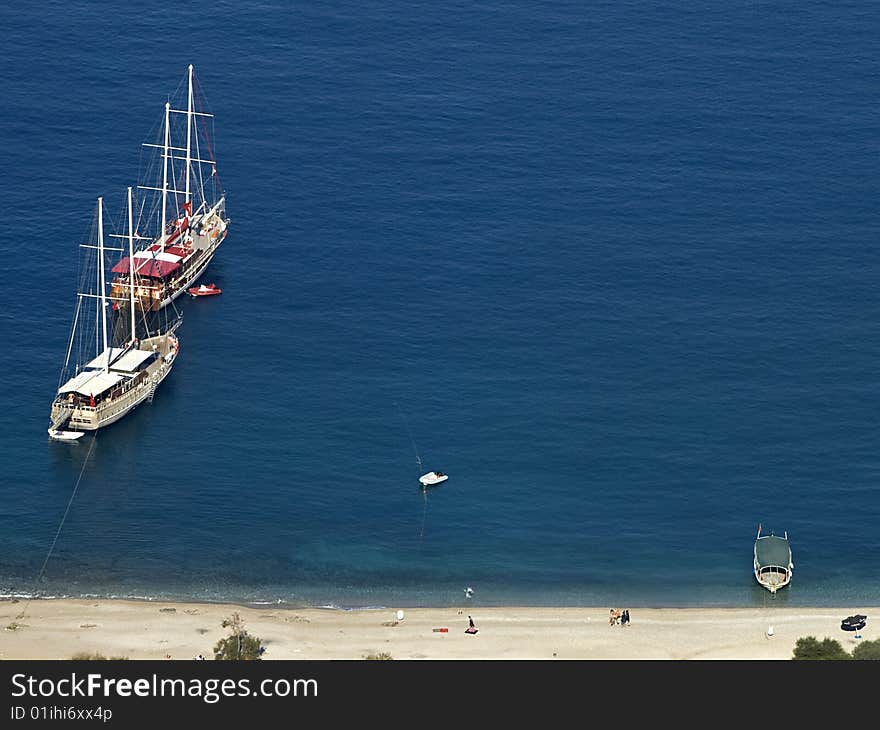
841;614;867;640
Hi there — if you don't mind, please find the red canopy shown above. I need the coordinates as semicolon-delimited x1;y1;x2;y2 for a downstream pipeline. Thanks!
112;257;181;279
164;245;190;258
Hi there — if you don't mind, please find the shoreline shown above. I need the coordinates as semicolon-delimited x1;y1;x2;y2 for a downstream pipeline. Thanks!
4;587;874;611
1;598;874;660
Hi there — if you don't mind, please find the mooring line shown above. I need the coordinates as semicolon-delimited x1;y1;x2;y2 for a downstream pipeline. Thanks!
16;435;97;621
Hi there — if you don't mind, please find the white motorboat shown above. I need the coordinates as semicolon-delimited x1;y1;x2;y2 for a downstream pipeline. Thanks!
419;471;448;486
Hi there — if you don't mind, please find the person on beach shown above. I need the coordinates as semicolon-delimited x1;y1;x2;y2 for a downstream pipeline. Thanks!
466;615;478;634
609;609;621;625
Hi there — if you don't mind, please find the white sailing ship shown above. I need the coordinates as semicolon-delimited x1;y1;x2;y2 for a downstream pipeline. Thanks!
49;190;179;439
110;65;229;311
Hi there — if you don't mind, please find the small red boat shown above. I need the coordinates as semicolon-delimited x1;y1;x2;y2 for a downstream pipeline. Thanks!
188;283;222;298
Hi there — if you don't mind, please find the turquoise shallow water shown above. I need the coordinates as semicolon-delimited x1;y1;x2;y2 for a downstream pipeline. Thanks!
0;1;878;608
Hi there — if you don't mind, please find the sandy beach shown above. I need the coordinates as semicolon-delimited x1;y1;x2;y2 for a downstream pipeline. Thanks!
0;599;873;660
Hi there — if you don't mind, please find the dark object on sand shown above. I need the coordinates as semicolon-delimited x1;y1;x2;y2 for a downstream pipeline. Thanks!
841;615;867;633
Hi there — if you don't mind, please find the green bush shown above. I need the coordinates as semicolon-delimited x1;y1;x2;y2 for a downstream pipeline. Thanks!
851;638;880;660
70;652;128;660
213;612;265;660
792;636;850;660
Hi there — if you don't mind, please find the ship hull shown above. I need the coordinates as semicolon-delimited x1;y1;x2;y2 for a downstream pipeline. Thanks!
110;211;228;311
49;334;178;432
753;565;792;593
159;233;225;309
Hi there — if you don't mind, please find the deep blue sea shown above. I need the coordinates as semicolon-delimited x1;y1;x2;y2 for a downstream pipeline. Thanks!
0;1;878;609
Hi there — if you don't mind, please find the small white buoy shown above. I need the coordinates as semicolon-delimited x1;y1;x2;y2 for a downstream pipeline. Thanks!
464;587;474;599
396;610;405;622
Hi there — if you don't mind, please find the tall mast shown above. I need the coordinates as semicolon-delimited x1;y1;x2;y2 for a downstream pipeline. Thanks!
161;101;170;252
127;186;136;343
95;218;100;357
185;64;193;207
98;197;109;373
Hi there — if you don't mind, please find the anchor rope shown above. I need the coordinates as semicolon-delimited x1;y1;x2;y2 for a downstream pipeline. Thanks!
16;435;97;621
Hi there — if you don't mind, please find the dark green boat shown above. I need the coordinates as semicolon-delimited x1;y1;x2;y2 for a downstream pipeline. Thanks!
753;525;793;594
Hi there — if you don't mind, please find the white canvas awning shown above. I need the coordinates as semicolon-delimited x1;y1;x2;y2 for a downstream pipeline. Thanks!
110;348;154;373
58;370;124;397
84;346;154;373
57;370;97;394
85;348;126;370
